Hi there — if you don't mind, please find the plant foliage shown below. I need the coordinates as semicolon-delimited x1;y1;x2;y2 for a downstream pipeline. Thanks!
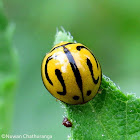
54;28;140;140
0;1;17;136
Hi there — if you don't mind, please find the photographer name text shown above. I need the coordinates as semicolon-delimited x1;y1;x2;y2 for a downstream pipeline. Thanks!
1;134;52;139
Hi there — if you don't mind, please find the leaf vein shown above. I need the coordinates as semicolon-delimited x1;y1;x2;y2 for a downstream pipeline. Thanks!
89;102;113;140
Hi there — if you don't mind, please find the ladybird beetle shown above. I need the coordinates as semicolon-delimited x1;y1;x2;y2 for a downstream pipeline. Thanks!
41;42;102;105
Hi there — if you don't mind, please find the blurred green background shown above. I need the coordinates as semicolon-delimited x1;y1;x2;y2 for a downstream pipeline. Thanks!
2;0;140;139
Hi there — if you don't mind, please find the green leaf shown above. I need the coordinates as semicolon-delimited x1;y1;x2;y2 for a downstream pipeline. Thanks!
0;1;17;136
53;27;76;46
54;28;140;140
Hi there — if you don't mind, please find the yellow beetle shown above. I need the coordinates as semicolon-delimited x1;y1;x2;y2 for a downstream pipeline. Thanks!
41;42;102;105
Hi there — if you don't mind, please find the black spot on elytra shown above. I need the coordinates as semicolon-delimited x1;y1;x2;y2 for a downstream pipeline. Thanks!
87;90;91;96
73;96;80;100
